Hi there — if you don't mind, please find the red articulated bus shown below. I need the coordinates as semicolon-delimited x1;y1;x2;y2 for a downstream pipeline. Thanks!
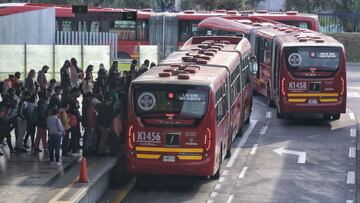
127;36;252;178
198;17;346;119
0;3;320;59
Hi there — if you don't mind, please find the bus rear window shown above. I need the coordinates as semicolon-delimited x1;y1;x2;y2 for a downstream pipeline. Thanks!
134;85;209;119
285;47;342;72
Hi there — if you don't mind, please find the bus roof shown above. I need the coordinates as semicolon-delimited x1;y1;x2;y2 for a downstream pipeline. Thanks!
133;36;251;87
275;33;344;48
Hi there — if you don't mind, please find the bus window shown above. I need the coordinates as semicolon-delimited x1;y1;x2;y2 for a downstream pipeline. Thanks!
61;20;72;32
134;85;209;121
90;21;100;32
110;20;136;40
279;21;311;30
242;56;250;88
230;64;241;103
78;21;88;32
284;47;342;73
215;83;228;123
178;20;200;42
258;37;272;67
137;20;149;41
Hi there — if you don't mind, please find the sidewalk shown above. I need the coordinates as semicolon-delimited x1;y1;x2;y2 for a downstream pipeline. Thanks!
0;143;119;203
0;145;80;202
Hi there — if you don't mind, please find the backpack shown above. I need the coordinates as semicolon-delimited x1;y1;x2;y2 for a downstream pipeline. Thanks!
23;105;37;123
69;113;78;127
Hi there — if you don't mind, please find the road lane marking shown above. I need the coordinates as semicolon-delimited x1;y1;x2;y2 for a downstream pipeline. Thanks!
226;120;257;168
113;177;136;203
222;170;229;176
347;171;355;184
214;184;221;190
266;111;271;119
210;192;217;197
250;144;258;155
349;147;356;158
346;200;353;203
260;126;268;135
206;200;214;203
349;112;356;120
226;195;234;203
219;177;226;183
238;166;248;179
273;147;306;164
350;129;357;137
347;92;360;98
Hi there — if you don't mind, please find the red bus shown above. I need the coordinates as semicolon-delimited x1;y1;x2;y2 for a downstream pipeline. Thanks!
127;36;252;178
198;17;346;119
0;3;320;59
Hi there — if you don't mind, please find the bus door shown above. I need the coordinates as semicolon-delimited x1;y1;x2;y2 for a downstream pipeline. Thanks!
253;36;273;97
229;63;242;140
271;40;281;102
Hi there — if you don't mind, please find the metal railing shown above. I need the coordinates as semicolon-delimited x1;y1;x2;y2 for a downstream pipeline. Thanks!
56;31;118;59
317;12;360;32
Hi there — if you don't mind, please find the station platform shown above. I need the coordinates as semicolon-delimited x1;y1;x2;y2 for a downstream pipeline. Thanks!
0;145;120;203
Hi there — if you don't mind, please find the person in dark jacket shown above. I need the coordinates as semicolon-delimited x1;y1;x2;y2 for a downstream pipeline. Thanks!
60;60;71;91
34;91;49;152
49;86;62;110
97;96;113;155
68;99;81;154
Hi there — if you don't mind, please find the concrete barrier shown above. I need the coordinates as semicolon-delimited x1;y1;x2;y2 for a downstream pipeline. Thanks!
327;32;360;62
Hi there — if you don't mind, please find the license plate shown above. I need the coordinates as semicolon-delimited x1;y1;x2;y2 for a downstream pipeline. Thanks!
308;99;318;104
163;155;175;162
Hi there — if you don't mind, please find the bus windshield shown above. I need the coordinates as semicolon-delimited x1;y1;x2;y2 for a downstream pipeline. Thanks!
134;85;209;119
285;46;342;72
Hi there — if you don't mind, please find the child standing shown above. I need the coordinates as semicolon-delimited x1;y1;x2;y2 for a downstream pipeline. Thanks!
47;108;64;166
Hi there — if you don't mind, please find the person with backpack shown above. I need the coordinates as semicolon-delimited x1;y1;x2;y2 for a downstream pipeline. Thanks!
47;108;64;167
33;91;49;152
23;93;37;149
58;102;71;157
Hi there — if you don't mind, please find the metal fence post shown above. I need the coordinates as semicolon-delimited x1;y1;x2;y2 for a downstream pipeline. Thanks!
52;43;55;79
81;44;84;71
24;43;27;79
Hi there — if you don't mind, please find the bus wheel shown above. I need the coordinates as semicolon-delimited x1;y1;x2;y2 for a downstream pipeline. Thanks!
332;113;340;120
323;114;331;120
212;148;222;179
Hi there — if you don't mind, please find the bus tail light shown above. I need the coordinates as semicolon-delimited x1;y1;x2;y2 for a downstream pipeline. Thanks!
281;78;286;96
128;125;135;150
204;128;212;151
340;77;345;96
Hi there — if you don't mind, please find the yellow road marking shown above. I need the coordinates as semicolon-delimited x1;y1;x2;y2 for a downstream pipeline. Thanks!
136;146;203;153
113;177;136;203
49;158;96;203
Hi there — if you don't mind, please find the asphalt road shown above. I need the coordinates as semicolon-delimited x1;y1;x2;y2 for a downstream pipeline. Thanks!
101;63;360;203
